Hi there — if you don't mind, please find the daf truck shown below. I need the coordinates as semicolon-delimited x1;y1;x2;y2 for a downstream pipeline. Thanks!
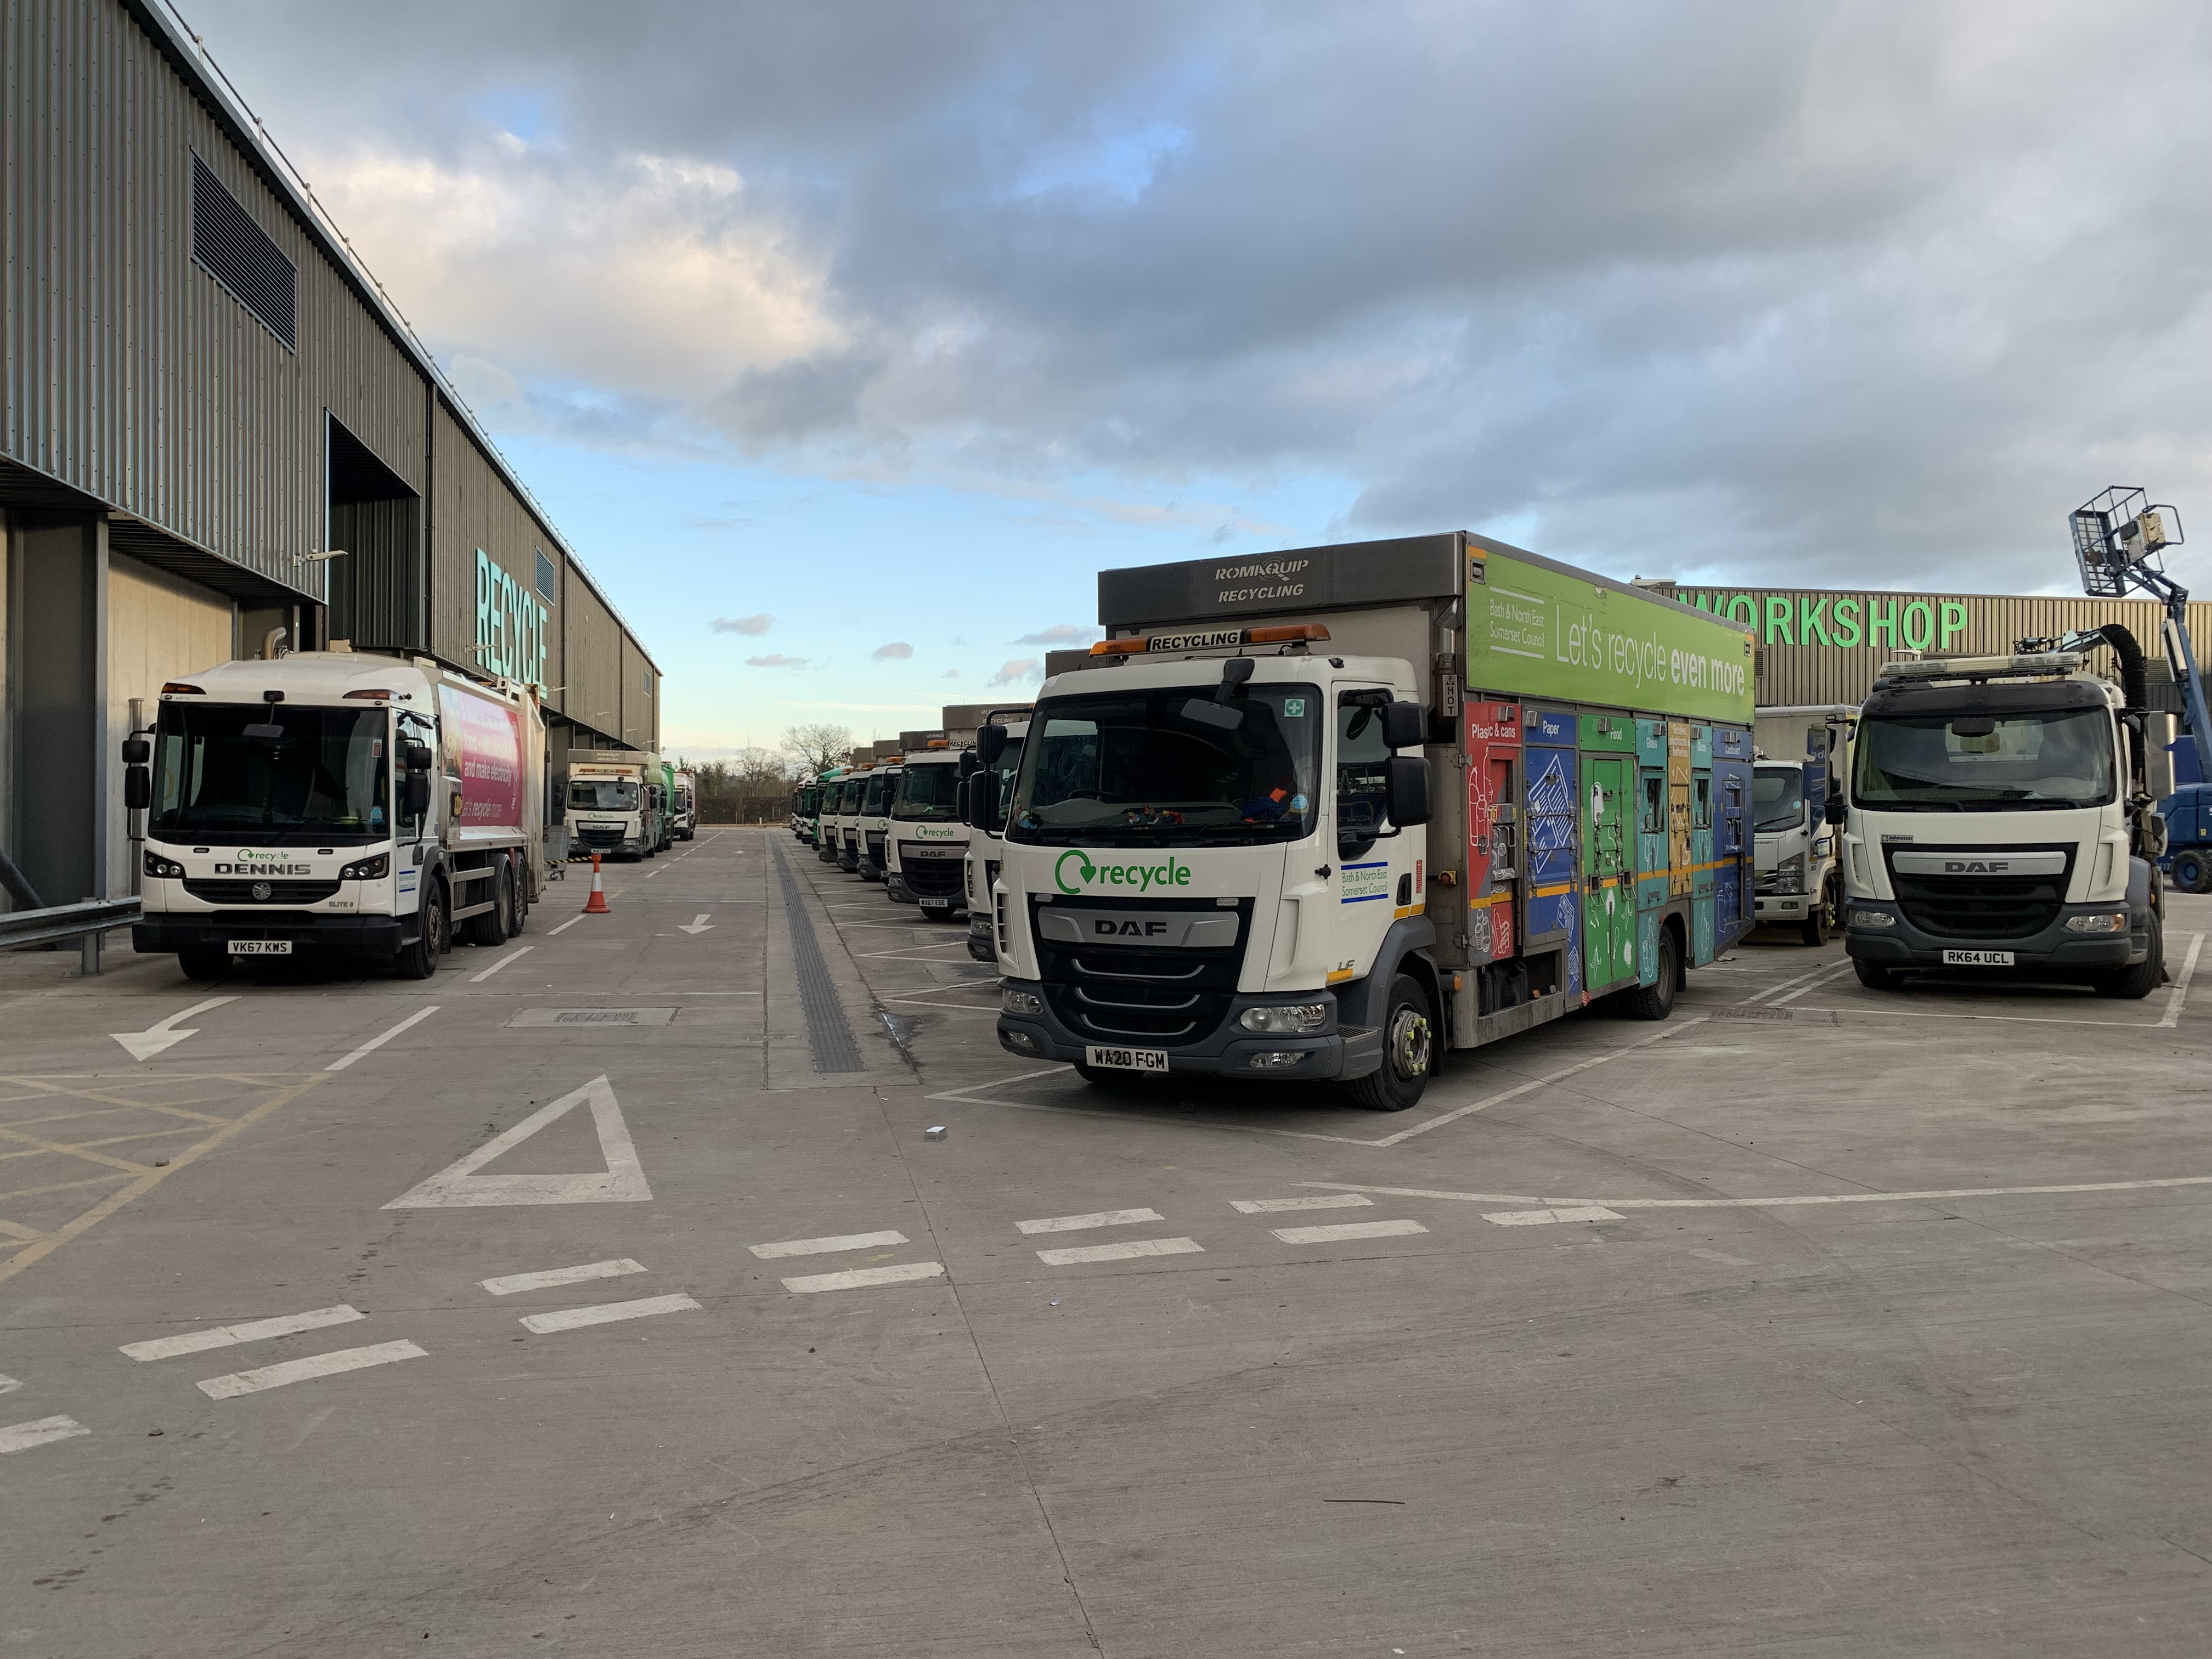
793;775;823;845
984;533;1758;1109
960;707;1032;962
129;651;545;981
566;751;665;861
1843;640;2171;998
831;759;869;872
1751;704;1853;944
672;767;698;840
854;759;904;882
884;733;967;916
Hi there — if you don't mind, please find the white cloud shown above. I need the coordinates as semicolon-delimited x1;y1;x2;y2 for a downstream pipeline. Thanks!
988;657;1042;687
712;614;775;635
745;653;809;669
870;641;914;660
1013;623;1099;646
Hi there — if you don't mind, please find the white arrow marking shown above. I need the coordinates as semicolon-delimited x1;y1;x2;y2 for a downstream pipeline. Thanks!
381;1075;652;1208
110;996;238;1062
677;914;714;934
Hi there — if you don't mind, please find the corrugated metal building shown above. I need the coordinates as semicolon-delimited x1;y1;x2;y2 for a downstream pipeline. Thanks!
1645;581;2212;714
1;0;661;910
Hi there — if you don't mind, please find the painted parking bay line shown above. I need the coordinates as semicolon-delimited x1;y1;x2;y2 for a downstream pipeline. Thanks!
1302;1175;2212;1211
197;1340;427;1400
519;1293;701;1334
325;1006;439;1073
1232;1194;1372;1215
748;1231;907;1260
120;1302;365;1362
1035;1237;1204;1266
782;1261;946;1294
1;1415;90;1455
481;1259;646;1296
1270;1219;1428;1245
1482;1206;1624;1227
1015;1208;1164;1235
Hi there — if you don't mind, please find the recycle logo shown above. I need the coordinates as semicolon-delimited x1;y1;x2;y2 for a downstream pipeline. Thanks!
1054;850;1096;894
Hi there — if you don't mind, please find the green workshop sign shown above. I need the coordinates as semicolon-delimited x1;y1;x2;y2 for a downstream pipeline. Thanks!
1675;590;1971;653
1469;549;1754;724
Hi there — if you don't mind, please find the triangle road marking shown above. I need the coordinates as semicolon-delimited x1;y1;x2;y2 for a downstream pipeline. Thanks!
381;1074;652;1208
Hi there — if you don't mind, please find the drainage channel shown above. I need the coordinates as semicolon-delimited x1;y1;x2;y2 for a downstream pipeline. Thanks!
770;839;866;1073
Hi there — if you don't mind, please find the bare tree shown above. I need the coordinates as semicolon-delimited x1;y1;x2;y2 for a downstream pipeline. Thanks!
781;723;853;778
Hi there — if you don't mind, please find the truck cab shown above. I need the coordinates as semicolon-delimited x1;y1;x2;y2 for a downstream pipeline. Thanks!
832;769;867;873
855;763;903;882
811;771;847;860
1751;707;1852;944
671;768;697;841
567;755;662;861
884;747;968;915
963;716;1029;962
1843;652;2168;997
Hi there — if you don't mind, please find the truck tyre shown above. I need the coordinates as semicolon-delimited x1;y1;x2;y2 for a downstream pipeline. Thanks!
2175;849;2209;894
394;882;447;980
1800;877;1839;947
178;949;230;983
1853;957;1901;991
1613;927;1679;1021
465;862;510;947
2095;910;2164;1000
1345;974;1435;1111
507;865;529;936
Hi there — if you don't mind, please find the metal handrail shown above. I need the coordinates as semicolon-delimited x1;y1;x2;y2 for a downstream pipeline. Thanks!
0;898;142;953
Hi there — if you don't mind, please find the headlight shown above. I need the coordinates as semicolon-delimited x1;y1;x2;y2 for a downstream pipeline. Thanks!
1238;1002;1329;1035
143;850;185;878
1002;989;1044;1017
1771;853;1806;895
1849;907;1898;928
2063;911;2128;933
338;853;390;881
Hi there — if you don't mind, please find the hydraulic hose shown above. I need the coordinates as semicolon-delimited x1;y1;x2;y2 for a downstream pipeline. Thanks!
2090;623;2148;713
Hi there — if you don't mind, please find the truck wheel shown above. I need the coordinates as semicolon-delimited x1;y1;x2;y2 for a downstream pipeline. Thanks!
2175;850;2209;894
1614;928;1679;1021
507;866;529;937
465;863;510;947
2095;910;2164;1000
1853;957;1901;991
394;882;446;980
178;949;230;983
1800;878;1838;947
1345;974;1435;1111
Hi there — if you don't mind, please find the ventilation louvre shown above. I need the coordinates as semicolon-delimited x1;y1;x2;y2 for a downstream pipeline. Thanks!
191;154;296;351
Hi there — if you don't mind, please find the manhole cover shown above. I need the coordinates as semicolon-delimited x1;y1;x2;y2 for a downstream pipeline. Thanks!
506;1008;678;1028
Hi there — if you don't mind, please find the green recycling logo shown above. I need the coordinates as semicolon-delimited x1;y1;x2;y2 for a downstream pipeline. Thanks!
1053;849;1193;895
1054;850;1096;894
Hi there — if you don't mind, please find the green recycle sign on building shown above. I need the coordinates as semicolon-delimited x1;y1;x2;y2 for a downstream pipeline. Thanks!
1677;590;1971;652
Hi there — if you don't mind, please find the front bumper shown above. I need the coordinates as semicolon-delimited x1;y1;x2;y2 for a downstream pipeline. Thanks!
967;914;996;962
1844;900;2135;972
995;976;1381;1080
134;913;407;953
1754;893;1809;918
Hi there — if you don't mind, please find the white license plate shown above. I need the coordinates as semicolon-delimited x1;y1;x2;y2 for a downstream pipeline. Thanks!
1943;949;2013;967
920;898;951;911
227;940;292;956
1084;1044;1168;1073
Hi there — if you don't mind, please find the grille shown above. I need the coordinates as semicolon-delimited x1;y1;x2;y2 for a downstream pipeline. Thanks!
1888;849;2071;940
866;832;887;862
902;860;963;898
191;155;296;349
185;879;340;905
1033;898;1250;1048
206;911;321;928
575;822;626;843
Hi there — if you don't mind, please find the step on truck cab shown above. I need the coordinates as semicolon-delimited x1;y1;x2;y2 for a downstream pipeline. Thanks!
672;767;697;841
129;650;546;982
884;727;968;916
1752;705;1854;944
1843;645;2173;997
960;707;1032;962
566;751;665;861
984;533;1759;1108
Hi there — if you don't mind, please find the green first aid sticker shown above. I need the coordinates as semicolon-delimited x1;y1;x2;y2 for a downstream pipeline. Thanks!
1284;698;1306;717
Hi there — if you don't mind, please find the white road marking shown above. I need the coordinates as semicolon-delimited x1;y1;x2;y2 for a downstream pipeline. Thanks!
2158;930;2203;1028
1271;1218;1429;1244
747;1231;908;1259
1690;1248;1754;1266
1766;963;1858;1006
481;1258;647;1296
1481;1206;1624;1226
325;1005;439;1072
197;1340;427;1400
469;946;533;983
1035;1237;1204;1266
120;1303;364;1362
0;1374;19;1394
1231;1194;1372;1214
1737;960;1850;1004
782;1261;946;1293
110;995;238;1062
0;1415;89;1454
518;1293;701;1334
1015;1207;1163;1235
678;914;714;935
1307;1176;2212;1211
381;1075;652;1208
546;913;587;936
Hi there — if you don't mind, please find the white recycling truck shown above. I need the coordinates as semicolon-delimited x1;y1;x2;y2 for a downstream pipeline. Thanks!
883;727;968;916
1843;641;2171;997
1751;704;1853;944
958;707;1032;962
565;751;665;862
129;651;545;981
671;767;698;840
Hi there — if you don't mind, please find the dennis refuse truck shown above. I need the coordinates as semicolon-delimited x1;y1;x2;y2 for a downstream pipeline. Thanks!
981;533;1759;1109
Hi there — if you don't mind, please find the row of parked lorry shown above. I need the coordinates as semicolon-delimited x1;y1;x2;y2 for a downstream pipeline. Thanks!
121;647;689;982
793;531;2199;1111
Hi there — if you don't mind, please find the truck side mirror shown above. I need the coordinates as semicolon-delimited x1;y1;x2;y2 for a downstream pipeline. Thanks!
124;766;151;810
1824;794;1847;827
1807;725;1832;758
957;750;980;780
1381;701;1425;751
404;771;432;819
403;741;433;773
1386;755;1431;828
121;737;150;765
963;770;998;834
976;724;1008;766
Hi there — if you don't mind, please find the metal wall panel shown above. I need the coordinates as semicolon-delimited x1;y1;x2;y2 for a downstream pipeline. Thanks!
427;399;563;693
562;568;624;744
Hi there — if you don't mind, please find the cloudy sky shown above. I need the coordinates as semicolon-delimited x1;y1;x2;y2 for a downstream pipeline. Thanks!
189;0;2211;756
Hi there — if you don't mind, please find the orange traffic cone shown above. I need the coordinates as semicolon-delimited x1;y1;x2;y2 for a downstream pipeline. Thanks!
582;853;611;914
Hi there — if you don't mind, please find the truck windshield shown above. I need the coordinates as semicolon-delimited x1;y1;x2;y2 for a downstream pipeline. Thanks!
1854;708;2115;811
893;763;962;820
1753;766;1805;832
152;702;390;844
800;786;821;815
569;779;639;810
864;772;895;814
1008;684;1321;845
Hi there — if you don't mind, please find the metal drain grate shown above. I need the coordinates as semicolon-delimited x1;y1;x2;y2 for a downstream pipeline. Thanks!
506;1008;677;1028
771;840;865;1073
